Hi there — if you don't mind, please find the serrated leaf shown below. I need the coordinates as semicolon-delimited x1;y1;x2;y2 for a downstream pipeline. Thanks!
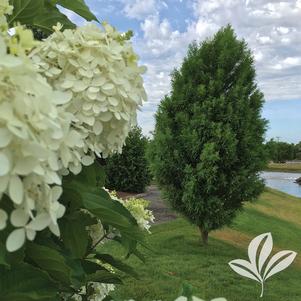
86;269;123;284
68;162;105;188
263;250;297;280
0;241;9;267
0;263;57;301
33;2;75;33
60;217;88;259
113;236;145;261
228;259;261;282
64;257;86;289
26;243;71;285
81;259;106;274
82;190;138;229
57;0;98;22
94;253;139;278
8;0;44;26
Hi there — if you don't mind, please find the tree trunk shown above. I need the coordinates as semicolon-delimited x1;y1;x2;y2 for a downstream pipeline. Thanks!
199;226;209;245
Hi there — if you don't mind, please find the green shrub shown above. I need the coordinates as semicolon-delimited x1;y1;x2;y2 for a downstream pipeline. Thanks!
105;126;152;193
150;25;267;244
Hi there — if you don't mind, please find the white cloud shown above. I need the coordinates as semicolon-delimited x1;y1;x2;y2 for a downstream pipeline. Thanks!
276;26;290;34
256;34;273;44
123;0;157;19
128;0;301;135
274;56;301;70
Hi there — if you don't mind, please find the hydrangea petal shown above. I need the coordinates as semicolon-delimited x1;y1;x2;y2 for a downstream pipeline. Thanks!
14;157;37;175
0;175;9;192
27;213;51;231
49;222;60;236
0;128;12;147
81;155;94;166
0;152;10;176
26;228;36;241
6;228;26;252
10;208;29;227
9;175;24;204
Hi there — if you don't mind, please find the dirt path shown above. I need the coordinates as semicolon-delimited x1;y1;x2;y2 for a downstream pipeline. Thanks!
117;185;177;224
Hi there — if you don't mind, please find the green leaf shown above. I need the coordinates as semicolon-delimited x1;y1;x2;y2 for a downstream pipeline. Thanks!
179;282;195;301
63;167;143;239
93;253;139;279
0;263;57;301
57;0;99;22
86;270;123;284
8;0;75;34
26;243;71;285
82;191;144;242
33;2;75;33
81;259;106;274
0;241;9;267
81;259;123;283
60;215;89;259
65;162;106;188
114;236;145;262
64;257;86;289
8;0;44;26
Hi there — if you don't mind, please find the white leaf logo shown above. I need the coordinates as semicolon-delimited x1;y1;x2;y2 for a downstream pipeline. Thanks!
228;232;297;297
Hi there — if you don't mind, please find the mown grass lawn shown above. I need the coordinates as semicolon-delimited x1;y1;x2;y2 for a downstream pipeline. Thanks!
103;188;301;301
266;162;301;173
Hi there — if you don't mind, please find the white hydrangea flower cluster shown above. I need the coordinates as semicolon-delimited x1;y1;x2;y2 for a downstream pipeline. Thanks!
86;191;154;250
122;197;155;232
0;7;146;252
88;283;115;301
108;191;155;232
62;282;115;301
0;30;76;252
32;23;146;159
123;297;226;301
0;0;12;29
87;221;106;246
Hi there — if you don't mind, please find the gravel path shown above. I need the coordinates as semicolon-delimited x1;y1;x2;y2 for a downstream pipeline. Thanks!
118;185;178;224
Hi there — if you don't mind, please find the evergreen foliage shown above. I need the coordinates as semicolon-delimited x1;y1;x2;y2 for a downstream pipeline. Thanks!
150;25;267;244
105;126;152;193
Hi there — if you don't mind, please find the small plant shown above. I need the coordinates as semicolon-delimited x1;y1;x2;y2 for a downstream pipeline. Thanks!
229;232;297;297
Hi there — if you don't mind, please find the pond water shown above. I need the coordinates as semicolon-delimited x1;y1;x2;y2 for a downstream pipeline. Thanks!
261;171;301;198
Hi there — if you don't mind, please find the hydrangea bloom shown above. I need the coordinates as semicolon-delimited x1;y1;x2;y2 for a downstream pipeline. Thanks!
63;282;115;301
0;8;147;254
108;191;155;231
0;30;72;252
0;0;12;29
122;197;154;232
32;23;147;160
86;191;154;250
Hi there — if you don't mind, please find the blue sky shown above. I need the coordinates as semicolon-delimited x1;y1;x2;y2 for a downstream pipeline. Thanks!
63;0;301;143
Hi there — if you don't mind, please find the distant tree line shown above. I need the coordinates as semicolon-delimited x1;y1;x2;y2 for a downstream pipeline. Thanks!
265;139;301;162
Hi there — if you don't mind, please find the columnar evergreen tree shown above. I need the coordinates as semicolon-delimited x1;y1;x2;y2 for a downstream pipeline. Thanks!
105;126;152;193
150;25;267;244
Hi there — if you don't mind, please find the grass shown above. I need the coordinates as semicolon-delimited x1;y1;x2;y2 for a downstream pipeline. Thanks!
266;162;301;173
103;188;301;301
